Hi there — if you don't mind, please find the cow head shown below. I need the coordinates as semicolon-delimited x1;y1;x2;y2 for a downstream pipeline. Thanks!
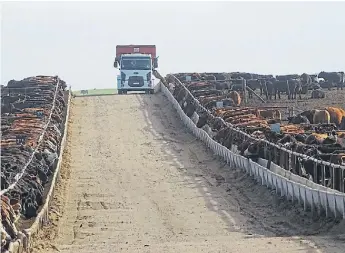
287;114;310;125
196;110;211;128
300;110;315;124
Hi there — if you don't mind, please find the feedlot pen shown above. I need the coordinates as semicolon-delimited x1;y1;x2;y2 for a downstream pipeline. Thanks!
246;88;345;115
30;92;345;253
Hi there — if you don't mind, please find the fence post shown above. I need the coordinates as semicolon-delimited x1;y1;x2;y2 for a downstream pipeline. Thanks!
243;79;247;105
321;164;326;187
274;146;279;164
341;168;345;193
332;165;336;190
288;151;292;173
334;165;342;192
313;161;318;184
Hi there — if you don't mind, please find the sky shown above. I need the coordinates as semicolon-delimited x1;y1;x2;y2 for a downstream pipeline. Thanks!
1;1;345;91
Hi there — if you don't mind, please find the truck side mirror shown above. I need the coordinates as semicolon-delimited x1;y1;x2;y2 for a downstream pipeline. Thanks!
153;58;158;69
113;60;118;68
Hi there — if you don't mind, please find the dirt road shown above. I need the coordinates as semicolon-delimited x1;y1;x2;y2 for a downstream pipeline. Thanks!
32;92;345;253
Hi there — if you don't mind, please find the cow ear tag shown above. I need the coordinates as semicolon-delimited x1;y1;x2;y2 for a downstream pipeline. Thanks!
36;110;44;118
216;101;224;108
16;135;27;145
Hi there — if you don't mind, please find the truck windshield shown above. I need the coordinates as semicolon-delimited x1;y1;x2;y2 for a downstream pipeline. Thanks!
121;57;151;70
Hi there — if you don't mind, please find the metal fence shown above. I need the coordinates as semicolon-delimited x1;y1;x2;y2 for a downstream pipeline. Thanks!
1;80;61;196
6;88;72;253
166;74;345;193
161;80;345;219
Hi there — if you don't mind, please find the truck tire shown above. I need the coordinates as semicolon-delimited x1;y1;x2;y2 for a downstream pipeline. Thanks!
118;90;123;95
122;90;127;94
150;89;154;94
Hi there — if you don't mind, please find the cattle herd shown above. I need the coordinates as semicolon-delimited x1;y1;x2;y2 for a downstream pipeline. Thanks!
1;76;68;252
0;71;344;251
177;71;344;101
160;71;345;195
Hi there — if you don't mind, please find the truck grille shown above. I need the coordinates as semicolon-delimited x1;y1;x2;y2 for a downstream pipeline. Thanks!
128;76;144;87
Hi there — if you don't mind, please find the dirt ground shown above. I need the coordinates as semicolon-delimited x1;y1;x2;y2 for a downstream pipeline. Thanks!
30;92;345;253
246;88;345;117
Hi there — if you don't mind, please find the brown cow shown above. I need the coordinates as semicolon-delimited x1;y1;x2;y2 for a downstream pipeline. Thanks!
340;117;345;130
325;107;345;126
235;119;269;128
300;109;330;124
214;108;238;118
329;153;345;190
335;106;344;117
228;91;241;106
199;94;229;105
256;109;282;120
226;114;257;124
313;109;331;124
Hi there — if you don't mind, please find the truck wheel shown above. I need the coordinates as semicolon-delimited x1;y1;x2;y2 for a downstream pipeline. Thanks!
122;90;127;94
145;90;150;94
118;90;122;95
150;89;154;94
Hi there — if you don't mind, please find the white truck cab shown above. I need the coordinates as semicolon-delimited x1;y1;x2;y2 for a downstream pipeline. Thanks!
114;45;158;94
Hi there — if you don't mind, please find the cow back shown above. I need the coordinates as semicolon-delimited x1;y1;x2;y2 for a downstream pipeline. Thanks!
313;110;330;124
325;107;343;126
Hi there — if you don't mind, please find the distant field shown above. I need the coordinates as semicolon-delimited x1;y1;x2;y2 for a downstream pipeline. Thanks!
73;88;117;96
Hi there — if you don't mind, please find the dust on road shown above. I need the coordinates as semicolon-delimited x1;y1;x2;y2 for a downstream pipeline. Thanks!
31;92;345;253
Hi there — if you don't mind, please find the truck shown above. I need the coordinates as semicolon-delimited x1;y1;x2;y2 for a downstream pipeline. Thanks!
113;45;158;94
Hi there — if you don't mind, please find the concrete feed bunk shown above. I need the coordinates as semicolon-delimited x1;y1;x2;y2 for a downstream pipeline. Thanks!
166;72;345;193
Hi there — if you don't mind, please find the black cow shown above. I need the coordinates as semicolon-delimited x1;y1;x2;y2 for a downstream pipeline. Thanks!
183;95;197;117
273;79;302;100
262;80;275;100
213;81;231;90
246;79;263;98
192;89;223;98
318;71;344;90
301;73;312;86
287;114;310;124
230;72;253;80
237;140;266;163
276;74;300;81
196;110;212;128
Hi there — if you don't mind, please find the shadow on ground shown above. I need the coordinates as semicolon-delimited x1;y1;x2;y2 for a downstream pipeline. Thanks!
133;91;345;252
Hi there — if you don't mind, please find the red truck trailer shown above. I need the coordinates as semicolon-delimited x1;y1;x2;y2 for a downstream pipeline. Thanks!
115;45;156;59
